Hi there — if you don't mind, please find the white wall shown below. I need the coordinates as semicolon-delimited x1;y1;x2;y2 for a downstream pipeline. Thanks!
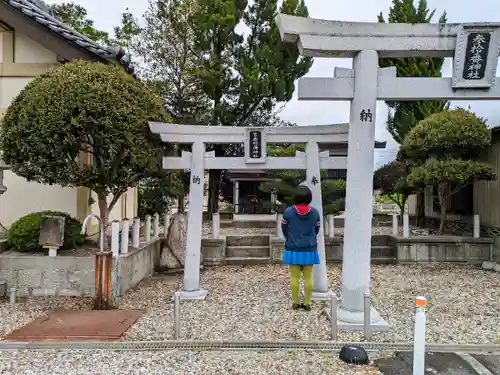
0;31;77;227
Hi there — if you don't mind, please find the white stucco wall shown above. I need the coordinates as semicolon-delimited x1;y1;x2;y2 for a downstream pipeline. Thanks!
0;30;134;227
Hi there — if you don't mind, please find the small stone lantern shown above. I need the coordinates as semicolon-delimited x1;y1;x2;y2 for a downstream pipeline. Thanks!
0;157;8;238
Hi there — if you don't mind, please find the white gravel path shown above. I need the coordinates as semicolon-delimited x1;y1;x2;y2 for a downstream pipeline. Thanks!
0;349;383;375
120;264;499;344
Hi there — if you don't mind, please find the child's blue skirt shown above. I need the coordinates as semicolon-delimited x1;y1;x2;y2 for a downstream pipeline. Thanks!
282;249;320;265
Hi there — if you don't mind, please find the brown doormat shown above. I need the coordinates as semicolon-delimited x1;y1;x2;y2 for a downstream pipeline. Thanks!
5;309;144;341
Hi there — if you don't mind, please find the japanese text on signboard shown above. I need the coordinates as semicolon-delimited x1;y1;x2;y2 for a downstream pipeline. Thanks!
249;130;262;159
462;32;491;80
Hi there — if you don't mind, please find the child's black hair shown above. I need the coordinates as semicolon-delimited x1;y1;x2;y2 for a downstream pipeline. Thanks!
294;185;312;205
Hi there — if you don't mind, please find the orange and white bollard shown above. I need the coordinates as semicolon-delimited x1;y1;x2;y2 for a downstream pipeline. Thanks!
413;296;427;375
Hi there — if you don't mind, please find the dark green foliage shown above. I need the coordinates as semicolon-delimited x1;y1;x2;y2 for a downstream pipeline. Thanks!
259;145;346;215
8;211;85;252
403;108;496;233
378;0;448;144
138;174;184;218
373;160;416;214
0;60;169;240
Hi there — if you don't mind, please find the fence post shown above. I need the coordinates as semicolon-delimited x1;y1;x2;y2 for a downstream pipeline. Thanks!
392;214;398;236
174;291;181;340
413;296;427;375
363;292;371;341
473;214;480;238
277;213;284;239
403;214;410;238
153;212;160;238
111;220;120;258
164;210;171;238
213;212;220;239
121;219;129;254
144;215;151;242
330;292;338;341
328;214;335;238
132;217;140;248
324;216;328;235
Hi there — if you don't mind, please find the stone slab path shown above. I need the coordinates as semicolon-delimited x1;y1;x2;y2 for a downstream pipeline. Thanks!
375;352;500;375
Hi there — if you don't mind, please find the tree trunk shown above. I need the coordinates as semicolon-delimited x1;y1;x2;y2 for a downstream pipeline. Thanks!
399;195;408;216
416;190;426;227
437;184;447;235
97;193;110;250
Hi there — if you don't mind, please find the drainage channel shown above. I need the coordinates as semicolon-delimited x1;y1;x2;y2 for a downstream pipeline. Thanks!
1;341;500;354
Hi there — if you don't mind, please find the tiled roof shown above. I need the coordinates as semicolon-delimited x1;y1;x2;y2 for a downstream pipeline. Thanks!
2;0;135;76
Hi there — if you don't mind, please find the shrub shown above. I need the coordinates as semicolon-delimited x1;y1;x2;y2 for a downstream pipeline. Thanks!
8;211;86;252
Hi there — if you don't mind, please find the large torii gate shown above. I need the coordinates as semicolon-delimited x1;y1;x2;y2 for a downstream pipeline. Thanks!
276;14;500;330
149;123;349;300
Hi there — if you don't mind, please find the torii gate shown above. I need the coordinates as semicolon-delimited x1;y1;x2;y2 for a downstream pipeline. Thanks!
149;122;350;300
276;14;500;330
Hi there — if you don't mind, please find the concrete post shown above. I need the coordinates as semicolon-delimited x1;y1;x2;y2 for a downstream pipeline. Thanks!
212;212;220;239
144;215;151;242
473;214;480;238
306;141;329;299
340;50;385;327
392;214;398;236
132;217;140;248
328;214;335;238
182;141;207;299
234;181;240;213
277;213;284;239
111;220;120;258
403;214;410;238
121;219;129;254
153;212;160;238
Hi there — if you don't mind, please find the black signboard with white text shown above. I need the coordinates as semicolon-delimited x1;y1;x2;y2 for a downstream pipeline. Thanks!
248;130;262;159
462;32;491;80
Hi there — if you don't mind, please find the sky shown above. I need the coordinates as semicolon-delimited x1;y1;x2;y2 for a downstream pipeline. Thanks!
46;0;500;167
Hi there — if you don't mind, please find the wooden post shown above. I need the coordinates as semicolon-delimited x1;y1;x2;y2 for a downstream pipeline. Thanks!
94;251;113;309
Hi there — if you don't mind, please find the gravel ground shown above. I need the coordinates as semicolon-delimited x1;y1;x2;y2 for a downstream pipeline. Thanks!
0;349;383;375
121;264;499;344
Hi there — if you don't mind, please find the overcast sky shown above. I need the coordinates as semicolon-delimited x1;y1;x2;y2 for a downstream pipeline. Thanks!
46;0;500;165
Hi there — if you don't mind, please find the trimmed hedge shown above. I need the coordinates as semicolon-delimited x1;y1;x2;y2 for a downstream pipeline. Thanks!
8;211;85;252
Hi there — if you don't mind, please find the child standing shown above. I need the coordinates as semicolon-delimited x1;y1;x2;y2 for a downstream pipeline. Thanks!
281;185;320;311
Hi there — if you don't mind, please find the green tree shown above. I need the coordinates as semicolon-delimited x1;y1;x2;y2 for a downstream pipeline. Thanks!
402;108;495;234
259;145;346;215
378;0;449;227
373;160;416;214
0;61;169;247
49;2;110;44
188;0;313;215
378;0;448;144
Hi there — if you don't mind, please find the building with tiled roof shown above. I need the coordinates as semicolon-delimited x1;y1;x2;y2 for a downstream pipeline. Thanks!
0;0;137;228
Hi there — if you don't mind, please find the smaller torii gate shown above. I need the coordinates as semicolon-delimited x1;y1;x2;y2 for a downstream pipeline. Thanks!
149;122;349;300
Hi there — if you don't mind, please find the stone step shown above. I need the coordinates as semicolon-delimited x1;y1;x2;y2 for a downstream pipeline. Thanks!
221;221;276;229
225;257;271;265
226;245;270;258
371;235;390;246
226;235;270;247
371;245;395;257
371;257;397;264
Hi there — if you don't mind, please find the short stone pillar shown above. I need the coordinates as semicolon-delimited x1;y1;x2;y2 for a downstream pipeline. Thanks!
277;213;284;239
212;212;220;239
323;216;328;236
121;219;130;254
328;214;335;238
111;220;120;258
403;214;410;238
153;212;160;238
392;214;399;236
473;214;480;238
132;217;140;248
144;215;151;242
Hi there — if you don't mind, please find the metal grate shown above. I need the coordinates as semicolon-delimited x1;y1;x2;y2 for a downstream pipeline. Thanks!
0;340;499;353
